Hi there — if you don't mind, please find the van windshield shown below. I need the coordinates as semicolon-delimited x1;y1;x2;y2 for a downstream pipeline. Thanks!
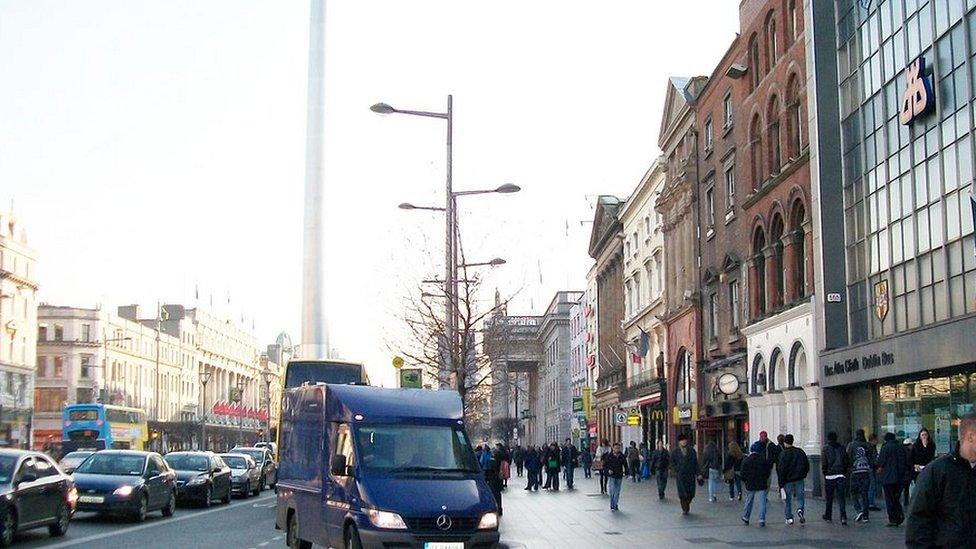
354;424;479;473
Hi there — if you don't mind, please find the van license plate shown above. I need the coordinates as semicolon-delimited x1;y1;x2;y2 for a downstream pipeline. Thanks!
424;544;464;549
78;495;104;504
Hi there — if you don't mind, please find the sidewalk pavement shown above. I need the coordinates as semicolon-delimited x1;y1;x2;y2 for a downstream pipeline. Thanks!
498;472;906;548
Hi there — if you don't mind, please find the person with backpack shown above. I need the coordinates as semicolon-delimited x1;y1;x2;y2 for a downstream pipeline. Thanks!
580;445;593;479
878;432;910;526
776;434;810;525
626;441;641;483
846;428;877;523
822;431;850;525
724;441;744;501
700;440;722;502
649;439;670;500
740;442;770;527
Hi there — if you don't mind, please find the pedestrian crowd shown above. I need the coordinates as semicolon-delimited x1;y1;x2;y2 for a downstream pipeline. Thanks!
470;412;976;547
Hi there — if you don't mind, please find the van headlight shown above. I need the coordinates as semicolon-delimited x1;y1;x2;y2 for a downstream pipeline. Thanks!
478;512;498;530
366;509;407;529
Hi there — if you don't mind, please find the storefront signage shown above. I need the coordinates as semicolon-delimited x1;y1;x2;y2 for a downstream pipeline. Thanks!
614;410;628;426
673;404;697;424
572;397;584;413
823;351;895;377
826;293;842;303
899;57;935;125
717;373;740;395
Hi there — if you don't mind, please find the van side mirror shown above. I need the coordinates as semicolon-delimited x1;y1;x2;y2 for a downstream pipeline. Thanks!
330;454;350;477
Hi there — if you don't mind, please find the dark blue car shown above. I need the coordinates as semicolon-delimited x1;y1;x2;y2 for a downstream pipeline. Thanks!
72;450;176;522
275;385;499;549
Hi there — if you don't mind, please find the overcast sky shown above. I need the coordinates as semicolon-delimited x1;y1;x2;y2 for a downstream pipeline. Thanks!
0;1;739;387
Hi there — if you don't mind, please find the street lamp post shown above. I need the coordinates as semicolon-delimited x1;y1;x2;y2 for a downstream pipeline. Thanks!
199;370;212;451
236;379;247;447
261;369;274;443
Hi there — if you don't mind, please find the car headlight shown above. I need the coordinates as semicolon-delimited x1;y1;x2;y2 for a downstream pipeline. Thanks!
67;486;79;505
478;512;498;530
187;476;208;486
366;509;407;529
113;485;134;497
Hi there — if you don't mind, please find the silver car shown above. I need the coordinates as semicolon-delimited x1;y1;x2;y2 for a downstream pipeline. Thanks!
218;454;260;498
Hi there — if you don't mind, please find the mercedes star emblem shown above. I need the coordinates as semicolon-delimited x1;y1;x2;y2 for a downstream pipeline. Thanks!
435;514;452;531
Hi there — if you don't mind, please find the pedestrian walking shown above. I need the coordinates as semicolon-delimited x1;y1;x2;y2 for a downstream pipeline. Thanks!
604;442;627;511
867;433;882;511
878;432;910;526
901;438;913;507
524;445;541;491
626;441;641;483
649;440;670;500
701;440;722;502
908;428;935;506
496;443;511;489
512;445;525;478
560;438;579;490
777;434;809;525
846;428;878;523
906;412;976;547
544;442;561;491
595;439;611;494
740;442;770;527
484;447;504;515
670;434;699;515
724;441;744;501
580;445;593;479
821;431;850;525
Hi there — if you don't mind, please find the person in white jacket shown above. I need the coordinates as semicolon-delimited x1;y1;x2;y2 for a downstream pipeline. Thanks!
595;439;611;495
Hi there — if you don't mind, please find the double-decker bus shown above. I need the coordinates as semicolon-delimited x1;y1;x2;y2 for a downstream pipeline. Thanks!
282;359;369;389
61;403;148;453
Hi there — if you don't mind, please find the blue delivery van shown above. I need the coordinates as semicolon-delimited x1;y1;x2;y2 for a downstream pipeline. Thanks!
274;384;500;549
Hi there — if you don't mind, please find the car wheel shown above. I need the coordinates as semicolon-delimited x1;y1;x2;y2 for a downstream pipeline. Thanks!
344;525;363;549
133;494;148;523
0;509;16;547
251;480;260;498
162;491;176;517
202;487;212;508
221;485;231;505
48;502;70;537
286;512;311;549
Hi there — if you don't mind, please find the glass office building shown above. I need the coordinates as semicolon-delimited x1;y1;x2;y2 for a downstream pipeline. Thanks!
811;0;976;452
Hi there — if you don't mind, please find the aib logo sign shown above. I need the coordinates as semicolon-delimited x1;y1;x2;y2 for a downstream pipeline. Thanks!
899;57;935;125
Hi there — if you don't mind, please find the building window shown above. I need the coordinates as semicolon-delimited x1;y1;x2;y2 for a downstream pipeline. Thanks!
750;114;763;188
790;199;808;299
36;356;47;377
634;272;641;311
709;293;719;340
704;118;713;152
768;95;782;173
770;214;785;308
81;355;92;379
38;325;47;342
53;357;64;378
788;0;798;44
626;281;633;316
706;187;715;228
646;263;654;301
723;92;733;128
754;228;767;315
725;166;736;209
748;34;760;91
54;325;63;342
653;251;663;298
81;324;91;342
632;232;639;256
730;281;740;330
786;75;802;158
765;12;778;71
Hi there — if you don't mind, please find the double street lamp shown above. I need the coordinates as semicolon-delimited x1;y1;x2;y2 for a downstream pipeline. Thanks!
371;96;520;387
199;370;212;451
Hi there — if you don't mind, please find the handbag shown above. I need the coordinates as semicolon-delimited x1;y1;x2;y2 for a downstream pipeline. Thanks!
547;458;559;469
591;458;603;470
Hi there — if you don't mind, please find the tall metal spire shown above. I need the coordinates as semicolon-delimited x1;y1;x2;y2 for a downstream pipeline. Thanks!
300;0;329;359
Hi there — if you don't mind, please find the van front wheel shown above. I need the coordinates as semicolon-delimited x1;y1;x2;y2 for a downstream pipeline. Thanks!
286;512;311;549
344;525;363;549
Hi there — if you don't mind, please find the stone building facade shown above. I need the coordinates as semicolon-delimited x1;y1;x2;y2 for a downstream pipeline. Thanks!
0;212;37;449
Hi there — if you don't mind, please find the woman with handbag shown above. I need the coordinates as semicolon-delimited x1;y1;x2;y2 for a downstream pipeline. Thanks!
544;442;562;491
725;441;744;501
595;439;611;494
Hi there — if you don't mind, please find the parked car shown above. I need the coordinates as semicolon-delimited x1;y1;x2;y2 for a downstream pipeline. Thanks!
72;450;176;522
0;449;77;547
231;447;277;490
218;453;261;498
164;452;231;507
254;441;277;460
58;451;94;474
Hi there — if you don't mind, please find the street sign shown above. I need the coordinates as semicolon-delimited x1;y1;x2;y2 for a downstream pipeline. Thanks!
399;368;422;389
627;415;640;426
614;411;627;426
572;397;583;413
392;356;404;369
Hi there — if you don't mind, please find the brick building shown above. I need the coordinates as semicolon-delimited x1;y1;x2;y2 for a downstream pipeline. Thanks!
657;76;707;447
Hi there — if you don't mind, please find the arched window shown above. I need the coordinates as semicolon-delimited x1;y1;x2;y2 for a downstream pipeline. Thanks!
676;348;695;405
789;341;806;388
767;95;782;173
771;347;787;391
752;354;767;394
753;227;767;315
750;114;763;188
770;213;785;308
786;75;802;158
765;12;778;71
748;34;760;91
788;0;798;44
790;199;807;298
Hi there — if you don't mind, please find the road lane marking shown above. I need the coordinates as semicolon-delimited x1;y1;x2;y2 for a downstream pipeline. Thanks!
259;542;269;547
45;493;276;548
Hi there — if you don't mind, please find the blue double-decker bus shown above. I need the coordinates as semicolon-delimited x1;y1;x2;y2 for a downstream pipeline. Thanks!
61;403;148;453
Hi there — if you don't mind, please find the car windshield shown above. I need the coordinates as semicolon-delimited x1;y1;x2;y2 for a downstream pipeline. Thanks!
75;454;145;476
354;424;479;473
221;456;247;469
60;452;92;465
164;455;209;472
0;456;16;484
236;449;264;463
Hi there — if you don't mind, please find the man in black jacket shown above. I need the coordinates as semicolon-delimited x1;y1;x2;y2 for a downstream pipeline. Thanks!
776;434;809;525
740;442;770;526
603;442;627;511
821;431;850;525
560;438;579;490
878;432;910;526
906;413;976;547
